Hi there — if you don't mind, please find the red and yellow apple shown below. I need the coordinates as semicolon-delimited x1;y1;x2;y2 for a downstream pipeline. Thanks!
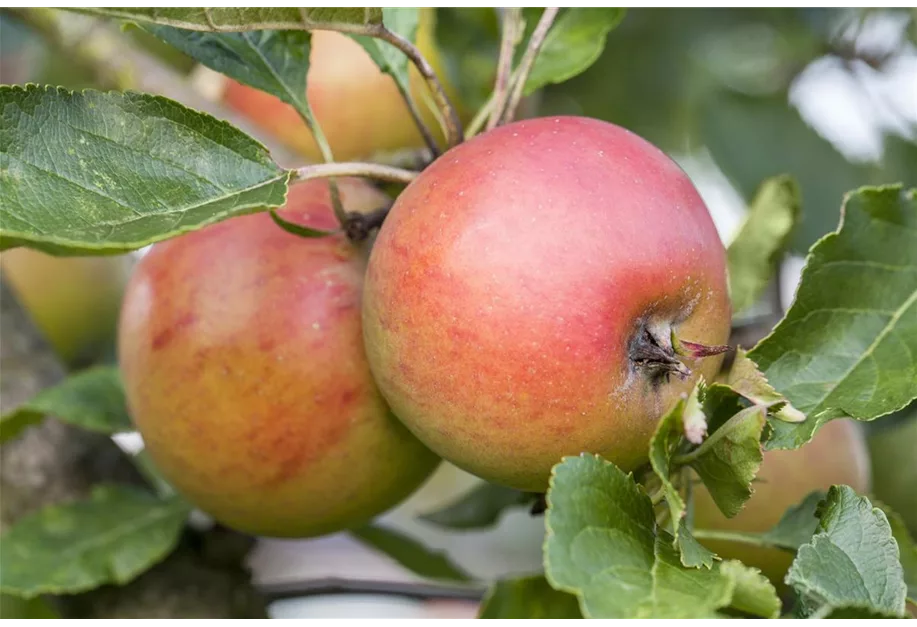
222;17;459;163
693;418;872;584
362;116;732;491
118;178;441;538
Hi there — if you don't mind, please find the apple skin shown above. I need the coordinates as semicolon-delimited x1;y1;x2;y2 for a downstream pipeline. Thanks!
362;116;732;492
223;23;457;163
1;249;129;367
693;418;872;585
118;178;441;538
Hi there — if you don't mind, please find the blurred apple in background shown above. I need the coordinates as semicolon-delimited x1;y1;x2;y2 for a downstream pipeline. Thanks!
222;11;463;163
866;407;917;535
693;418;872;586
1;249;131;368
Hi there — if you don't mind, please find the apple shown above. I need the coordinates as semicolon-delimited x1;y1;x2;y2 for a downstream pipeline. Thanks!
693;418;872;584
362;116;732;492
118;178;441;538
222;15;460;163
1;249;130;367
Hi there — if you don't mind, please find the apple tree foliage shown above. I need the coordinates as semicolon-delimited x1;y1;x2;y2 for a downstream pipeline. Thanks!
1;7;915;619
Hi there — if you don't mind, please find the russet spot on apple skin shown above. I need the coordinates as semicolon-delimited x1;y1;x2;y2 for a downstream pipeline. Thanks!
119;178;441;539
363;116;732;492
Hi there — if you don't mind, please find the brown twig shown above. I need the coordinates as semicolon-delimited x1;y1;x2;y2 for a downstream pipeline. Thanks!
366;24;464;149
292;17;463;150
486;8;524;132
500;8;559;125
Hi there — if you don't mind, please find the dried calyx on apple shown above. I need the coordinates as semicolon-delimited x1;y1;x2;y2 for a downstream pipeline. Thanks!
629;318;731;384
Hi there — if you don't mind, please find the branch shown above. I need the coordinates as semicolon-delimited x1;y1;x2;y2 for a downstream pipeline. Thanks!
486;8;524;132
499;8;559;125
367;24;464;149
393;82;442;158
293;162;419;185
323;24;464;148
258;578;486;603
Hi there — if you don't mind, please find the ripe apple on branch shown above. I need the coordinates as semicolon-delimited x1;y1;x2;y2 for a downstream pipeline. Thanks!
1;7;913;621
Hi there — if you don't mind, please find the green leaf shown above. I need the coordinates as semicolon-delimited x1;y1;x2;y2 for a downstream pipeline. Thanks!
786;486;907;617
683;405;767;518
0;485;190;598
142;27;310;112
819;605;909;618
349;524;471;583
726;175;801;314
544;453;656;618
725;349;805;422
75;8;383;32
649;388;714;568
349;9;418;112
267;208;335;239
0;85;289;255
759;490;824;551
478;575;582;619
418;483;532;530
130;450;177;499
719;561;781;619
749;185;917;449
524;9;626;96
0;594;59;619
544;454;776;618
877;503;917;604
0;366;131;444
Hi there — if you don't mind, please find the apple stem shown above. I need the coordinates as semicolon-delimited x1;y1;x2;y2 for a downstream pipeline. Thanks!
498;8;560;125
344;206;391;242
292;163;419;186
486;8;524;132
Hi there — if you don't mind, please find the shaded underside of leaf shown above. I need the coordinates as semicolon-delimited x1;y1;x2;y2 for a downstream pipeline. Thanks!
726;175;801;314
0;366;131;444
687;405;767;518
478;575;582;619
142;27;311;112
418;482;532;530
349;524;471;583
